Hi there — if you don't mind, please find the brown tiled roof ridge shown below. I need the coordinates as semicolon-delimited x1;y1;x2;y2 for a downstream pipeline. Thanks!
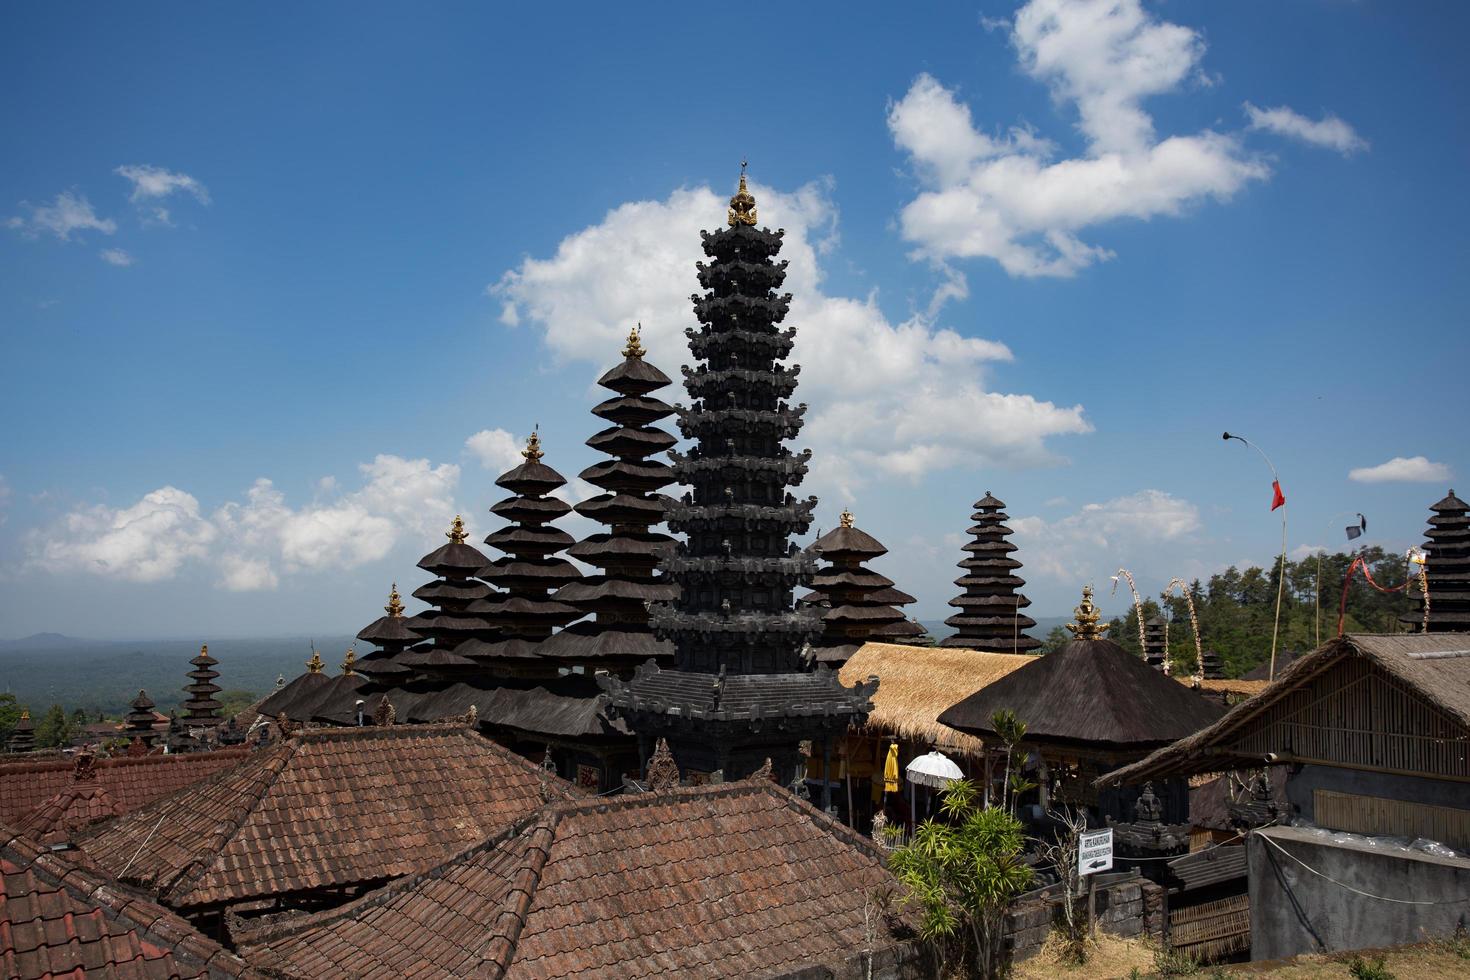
235;778;893;977
1;823;260;978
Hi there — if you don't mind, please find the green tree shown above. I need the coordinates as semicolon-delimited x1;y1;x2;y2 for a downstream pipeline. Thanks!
889;779;1033;979
217;689;259;719
1038;625;1070;655
0;693;21;745
34;703;74;748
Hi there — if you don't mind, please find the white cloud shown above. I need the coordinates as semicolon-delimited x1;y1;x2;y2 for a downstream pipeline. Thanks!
26;486;217;582
465;428;526;473
115;164;211;205
1010;489;1202;582
1348;456;1451;484
491;181;1089;492
100;248;134;267
1244;103;1368;156
8;191;117;241
890;0;1276;277
27;454;463;589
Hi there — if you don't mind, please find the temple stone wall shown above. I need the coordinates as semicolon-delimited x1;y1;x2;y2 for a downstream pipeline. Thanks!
1006;873;1165;962
1248;826;1470;960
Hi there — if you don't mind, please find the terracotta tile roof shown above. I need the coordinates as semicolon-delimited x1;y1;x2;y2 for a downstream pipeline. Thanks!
0;825;260;979
0;749;251;829
78;723;572;911
239;780;913;979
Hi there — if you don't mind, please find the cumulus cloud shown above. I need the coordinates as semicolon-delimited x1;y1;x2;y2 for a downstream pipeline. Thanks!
465;428;526;473
1348;456;1451;484
1010;489;1202;582
491;181;1088;493
115;164;211;204
27;455;462;591
7;191;117;241
890;0;1276;278
100;248;134;267
1244;103;1368;155
26;487;217;582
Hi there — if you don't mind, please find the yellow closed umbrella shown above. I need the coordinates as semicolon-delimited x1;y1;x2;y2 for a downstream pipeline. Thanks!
882;742;900;794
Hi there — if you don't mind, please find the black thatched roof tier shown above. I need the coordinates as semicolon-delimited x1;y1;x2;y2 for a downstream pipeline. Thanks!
579;458;674;494
565;532;672;564
408;516;500;658
478;432;582;653
596;353;672;396
1403;488;1470;632
357;584;424;654
941;492;1040;653
410;578;492;603
536;623;674;662
124;690;158;741
258;654;331;719
417;539;492;576
396;646;478;670
586;425;678;457
452;637;544;662
937;636;1225;751
574;493;665;524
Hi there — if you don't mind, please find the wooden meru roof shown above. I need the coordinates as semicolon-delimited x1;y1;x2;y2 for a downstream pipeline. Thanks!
937;636;1225;752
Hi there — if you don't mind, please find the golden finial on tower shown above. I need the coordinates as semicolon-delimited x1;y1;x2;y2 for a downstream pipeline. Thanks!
385;583;404;618
340;645;356;676
446;515;468;545
306;649;325;674
200;643;208;656
522;428;544;463
1065;585;1106;640
727;161;757;227
839;508;855;529
623;322;646;359
19;709;29;721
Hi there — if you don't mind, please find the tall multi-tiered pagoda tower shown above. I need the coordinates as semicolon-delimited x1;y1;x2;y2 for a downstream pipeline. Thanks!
8;709;34;753
541;330;679;670
1143;616;1167;671
801;508;912;665
354;584;420;687
942;492;1041;652
1403;489;1470;632
469;432;583;671
602;169;877;785
399;516;492;677
180;644;224;729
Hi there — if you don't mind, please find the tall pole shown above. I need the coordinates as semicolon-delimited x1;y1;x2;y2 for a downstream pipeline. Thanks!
1223;432;1288;681
1315;512;1365;648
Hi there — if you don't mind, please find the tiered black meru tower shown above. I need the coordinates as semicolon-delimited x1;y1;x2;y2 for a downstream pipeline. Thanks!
541;328;679;670
1143;616;1167;670
941;492;1041;652
1403;489;1470;632
801;508;912;665
601;169;877;786
180;644;224;728
400;516;492;678
469;431;583;671
354;584;420;687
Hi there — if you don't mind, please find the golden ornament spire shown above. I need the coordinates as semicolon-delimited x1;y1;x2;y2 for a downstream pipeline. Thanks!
200;643;208;656
385;582;404;618
839;507;854;529
1065;585;1105;641
623;322;646;359
19;709;29;721
727;161;757;227
340;645;356;676
522;428;544;463
446;514;468;545
306;649;325;674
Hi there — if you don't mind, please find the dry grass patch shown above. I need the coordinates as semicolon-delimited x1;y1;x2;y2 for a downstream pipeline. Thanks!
1012;930;1156;979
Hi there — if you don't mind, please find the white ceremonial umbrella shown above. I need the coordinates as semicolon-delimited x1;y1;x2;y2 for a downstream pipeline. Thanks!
906;750;964;788
906;751;964;825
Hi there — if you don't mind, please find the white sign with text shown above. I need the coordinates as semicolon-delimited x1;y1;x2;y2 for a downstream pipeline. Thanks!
1078;828;1113;876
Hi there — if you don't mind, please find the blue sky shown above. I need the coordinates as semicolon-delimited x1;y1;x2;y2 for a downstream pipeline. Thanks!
2;1;1466;639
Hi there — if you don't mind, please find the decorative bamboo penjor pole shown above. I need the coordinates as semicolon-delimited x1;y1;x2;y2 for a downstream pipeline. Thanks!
1162;578;1203;683
1109;568;1147;656
1316;512;1368;647
1223;432;1288;681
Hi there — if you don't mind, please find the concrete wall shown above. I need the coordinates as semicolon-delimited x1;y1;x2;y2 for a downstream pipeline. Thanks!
1248;826;1470;961
1287;765;1470;847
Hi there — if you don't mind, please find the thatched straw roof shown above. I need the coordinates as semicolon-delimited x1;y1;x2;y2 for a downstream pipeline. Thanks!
1096;632;1470;787
937;637;1225;750
838;642;1032;757
1176;677;1269;698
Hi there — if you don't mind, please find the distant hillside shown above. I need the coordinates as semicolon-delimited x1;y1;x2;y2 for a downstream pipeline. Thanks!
0;635;355;716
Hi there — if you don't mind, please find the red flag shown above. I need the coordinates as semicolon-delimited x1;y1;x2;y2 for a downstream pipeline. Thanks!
1270;480;1285;511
